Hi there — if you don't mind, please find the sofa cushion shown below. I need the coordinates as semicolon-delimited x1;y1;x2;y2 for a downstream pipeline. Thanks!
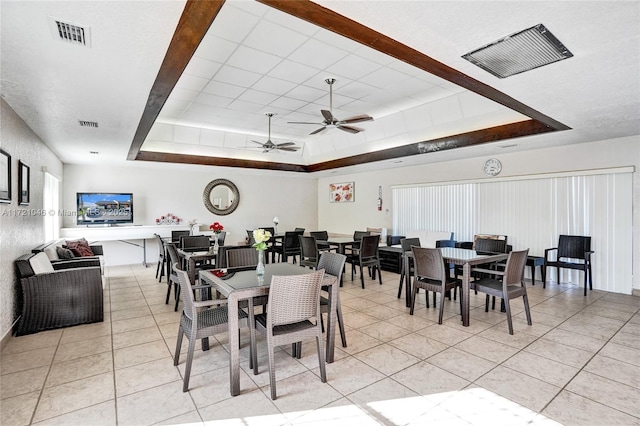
65;238;95;257
29;252;55;274
56;246;76;259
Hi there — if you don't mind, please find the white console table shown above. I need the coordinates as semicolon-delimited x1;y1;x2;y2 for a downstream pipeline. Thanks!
60;225;190;266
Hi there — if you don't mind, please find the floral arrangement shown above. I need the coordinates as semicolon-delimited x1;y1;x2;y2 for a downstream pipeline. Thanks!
155;213;181;225
210;221;224;234
211;269;225;278
188;219;198;227
252;228;272;251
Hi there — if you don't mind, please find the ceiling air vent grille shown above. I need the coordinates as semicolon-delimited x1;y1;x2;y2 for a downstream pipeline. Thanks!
48;17;91;47
79;120;99;128
462;24;572;78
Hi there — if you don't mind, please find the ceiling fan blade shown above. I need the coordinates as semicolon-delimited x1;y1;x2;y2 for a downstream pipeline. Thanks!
337;125;362;134
309;126;327;135
277;147;300;152
250;140;266;146
276;142;296;147
321;109;335;123
288;121;323;125
340;114;374;124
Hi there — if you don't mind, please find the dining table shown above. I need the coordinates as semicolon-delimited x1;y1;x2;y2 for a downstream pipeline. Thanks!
316;236;357;254
403;247;508;326
199;262;340;397
177;248;217;284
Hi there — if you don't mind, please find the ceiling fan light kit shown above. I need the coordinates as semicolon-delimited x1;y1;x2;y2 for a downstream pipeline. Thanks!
288;78;374;135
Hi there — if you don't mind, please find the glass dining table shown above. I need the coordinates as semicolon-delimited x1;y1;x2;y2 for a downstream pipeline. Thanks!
199;262;340;396
403;247;508;326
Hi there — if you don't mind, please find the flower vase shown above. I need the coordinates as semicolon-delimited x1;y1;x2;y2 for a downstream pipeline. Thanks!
256;250;265;278
213;233;220;253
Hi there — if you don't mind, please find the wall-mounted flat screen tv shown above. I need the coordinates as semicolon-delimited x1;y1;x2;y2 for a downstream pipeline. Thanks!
77;192;133;225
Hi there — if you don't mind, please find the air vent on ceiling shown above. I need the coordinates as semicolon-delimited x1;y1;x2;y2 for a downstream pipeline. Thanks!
79;120;98;128
48;17;91;47
462;24;572;78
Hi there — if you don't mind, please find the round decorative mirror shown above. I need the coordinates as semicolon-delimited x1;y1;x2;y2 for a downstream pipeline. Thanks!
203;179;240;216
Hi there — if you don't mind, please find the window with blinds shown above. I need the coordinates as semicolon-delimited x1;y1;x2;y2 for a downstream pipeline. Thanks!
392;170;633;294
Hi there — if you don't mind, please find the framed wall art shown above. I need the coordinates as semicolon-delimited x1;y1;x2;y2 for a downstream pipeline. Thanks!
0;149;10;203
18;160;30;206
329;182;354;203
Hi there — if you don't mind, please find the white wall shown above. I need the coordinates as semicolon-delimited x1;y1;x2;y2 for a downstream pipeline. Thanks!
0;99;64;341
318;136;640;292
62;163;318;264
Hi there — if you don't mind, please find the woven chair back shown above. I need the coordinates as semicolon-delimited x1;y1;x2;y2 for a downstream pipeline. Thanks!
475;238;507;254
359;235;380;259
300;236;319;262
503;249;530;288
175;266;196;321
226;247;259;268
171;230;190;243
180;235;210;250
412;246;447;283
353;230;370;241
557;235;591;260
165;243;180;266
400;237;421;252
310;231;329;241
317;252;347;285
283;231;301;251
267;270;324;327
154;234;165;252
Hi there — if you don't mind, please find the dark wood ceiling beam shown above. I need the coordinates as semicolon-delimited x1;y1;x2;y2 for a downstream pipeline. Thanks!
259;0;570;131
307;120;554;172
127;0;225;160
136;151;308;172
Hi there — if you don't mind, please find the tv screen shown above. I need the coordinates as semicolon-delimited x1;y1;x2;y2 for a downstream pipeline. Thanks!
77;192;133;225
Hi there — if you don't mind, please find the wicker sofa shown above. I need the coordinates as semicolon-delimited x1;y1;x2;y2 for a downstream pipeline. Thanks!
14;251;104;336
32;239;105;274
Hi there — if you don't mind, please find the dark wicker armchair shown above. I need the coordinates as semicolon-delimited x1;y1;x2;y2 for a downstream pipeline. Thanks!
544;235;594;295
14;252;104;336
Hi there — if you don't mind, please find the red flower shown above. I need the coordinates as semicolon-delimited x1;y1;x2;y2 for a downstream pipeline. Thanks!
212;269;225;277
210;222;224;233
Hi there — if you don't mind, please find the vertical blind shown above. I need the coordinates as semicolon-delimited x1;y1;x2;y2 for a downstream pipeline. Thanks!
392;170;633;294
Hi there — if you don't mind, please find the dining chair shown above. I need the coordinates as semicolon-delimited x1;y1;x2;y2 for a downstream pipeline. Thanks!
153;233;166;282
397;237;421;299
294;227;305;233
272;231;302;264
171;230;190;243
348;234;382;288
164;243;181;311
226;247;259;270
310;231;336;252
173;265;250;392
254;269;326;400
544;235;594;295
299;235;320;269
317;252;348;348
180;235;210;250
471;249;531;334
410;246;462;324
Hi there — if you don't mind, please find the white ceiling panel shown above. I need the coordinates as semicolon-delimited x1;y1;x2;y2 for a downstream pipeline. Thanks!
2;0;637;170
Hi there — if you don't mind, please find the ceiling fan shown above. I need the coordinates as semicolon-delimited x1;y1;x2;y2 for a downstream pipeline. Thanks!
251;113;302;153
288;78;374;135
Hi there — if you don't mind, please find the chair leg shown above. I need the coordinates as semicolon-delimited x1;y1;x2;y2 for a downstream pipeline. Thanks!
437;290;445;325
409;282;418;315
316;334;327;383
398;265;405;298
485;294;490;312
377;264;382;285
268;342;277;400
155;260;161;279
320;312;325;332
523;293;532;326
174;283;181;312
182;336;196;392
360;264;365;289
173;328;183;366
503;296;514;335
336;305;347;347
165;281;172;305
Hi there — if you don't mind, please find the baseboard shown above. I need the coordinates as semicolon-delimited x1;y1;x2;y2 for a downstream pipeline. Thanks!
633;288;640;297
0;319;17;351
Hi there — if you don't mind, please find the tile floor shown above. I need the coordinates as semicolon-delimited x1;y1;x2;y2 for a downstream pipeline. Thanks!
2;263;640;425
